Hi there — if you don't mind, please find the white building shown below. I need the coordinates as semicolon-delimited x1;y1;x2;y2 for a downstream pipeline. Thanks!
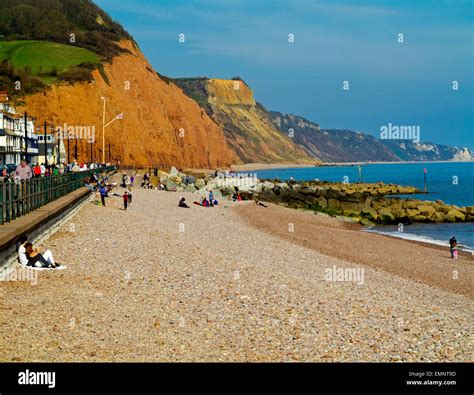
0;92;38;166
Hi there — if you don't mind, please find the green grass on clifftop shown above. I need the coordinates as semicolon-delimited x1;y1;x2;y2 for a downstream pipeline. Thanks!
0;40;100;81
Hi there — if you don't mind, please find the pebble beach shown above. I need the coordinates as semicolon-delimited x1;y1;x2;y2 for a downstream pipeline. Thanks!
0;185;472;362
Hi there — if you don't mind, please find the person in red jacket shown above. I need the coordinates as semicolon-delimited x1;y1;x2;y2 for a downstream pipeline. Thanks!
33;164;41;178
123;191;129;211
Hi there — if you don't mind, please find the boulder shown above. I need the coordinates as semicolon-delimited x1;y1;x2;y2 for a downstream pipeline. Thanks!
254;183;264;193
340;201;363;215
402;200;419;209
275;182;289;189
165;180;181;191
445;209;465;222
292;184;301;192
416;204;436;218
317;196;328;208
328;198;341;210
169;175;182;185
414;215;428;222
378;208;396;224
405;208;420;218
182;185;197;193
371;198;387;210
169;167;179;177
220;186;235;196
195;179;206;189
361;207;378;222
305;196;319;206
260;189;277;202
466;206;474;221
263;181;275;191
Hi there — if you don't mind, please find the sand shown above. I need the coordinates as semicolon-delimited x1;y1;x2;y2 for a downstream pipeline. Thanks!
0;186;472;362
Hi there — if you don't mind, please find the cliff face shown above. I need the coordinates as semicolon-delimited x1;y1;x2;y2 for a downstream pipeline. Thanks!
19;41;235;168
174;78;314;164
270;112;399;162
270;112;473;162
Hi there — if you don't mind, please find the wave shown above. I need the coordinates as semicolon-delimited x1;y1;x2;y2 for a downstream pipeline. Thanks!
362;227;474;253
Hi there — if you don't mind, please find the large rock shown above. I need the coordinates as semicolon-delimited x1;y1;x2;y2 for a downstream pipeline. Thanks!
466;206;474;221
371;198;387;210
165;180;181;190
169;175;182;185
169;167;179;177
328;198;341;210
195;179;206;189
361;207;378;221
317;196;328;208
340;201;362;215
416;204;436;218
262;181;275;191
304;196;319;206
405;208;420;218
445;209;465;222
378;208;395;224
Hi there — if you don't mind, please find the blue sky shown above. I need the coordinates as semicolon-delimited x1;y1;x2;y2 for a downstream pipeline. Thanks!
95;0;473;149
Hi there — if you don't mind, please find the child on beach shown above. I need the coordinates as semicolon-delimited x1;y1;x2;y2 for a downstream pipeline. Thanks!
449;236;457;259
127;187;133;205
123;191;129;211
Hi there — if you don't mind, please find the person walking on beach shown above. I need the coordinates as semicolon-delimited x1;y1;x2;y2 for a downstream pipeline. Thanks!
449;236;457;259
123;191;129;210
99;184;107;207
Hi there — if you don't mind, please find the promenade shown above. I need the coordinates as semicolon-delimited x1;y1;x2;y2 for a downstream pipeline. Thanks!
0;186;471;362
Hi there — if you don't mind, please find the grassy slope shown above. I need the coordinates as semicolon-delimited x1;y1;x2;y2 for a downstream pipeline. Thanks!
0;40;100;83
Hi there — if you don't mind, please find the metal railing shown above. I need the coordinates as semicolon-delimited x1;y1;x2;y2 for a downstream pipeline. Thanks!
0;166;116;225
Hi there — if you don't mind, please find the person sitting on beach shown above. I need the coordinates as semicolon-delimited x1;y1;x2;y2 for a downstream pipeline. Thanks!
179;197;190;208
255;199;268;208
19;238;58;268
25;242;59;268
449;236;457;259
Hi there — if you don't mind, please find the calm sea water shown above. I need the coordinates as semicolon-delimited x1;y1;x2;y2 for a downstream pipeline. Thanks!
251;162;474;251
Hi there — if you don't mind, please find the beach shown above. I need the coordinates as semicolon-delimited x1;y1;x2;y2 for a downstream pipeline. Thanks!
0;186;472;362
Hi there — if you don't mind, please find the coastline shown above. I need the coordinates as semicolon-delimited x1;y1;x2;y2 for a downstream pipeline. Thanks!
187;159;473;174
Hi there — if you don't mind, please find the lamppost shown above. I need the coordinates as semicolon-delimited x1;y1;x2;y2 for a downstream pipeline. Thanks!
57;127;61;165
67;137;70;164
23;111;28;162
101;97;123;164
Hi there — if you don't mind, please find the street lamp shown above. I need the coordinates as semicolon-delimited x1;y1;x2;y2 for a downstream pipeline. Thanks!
101;97;123;164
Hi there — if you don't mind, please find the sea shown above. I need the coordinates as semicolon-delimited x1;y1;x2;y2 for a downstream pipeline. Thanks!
250;162;474;252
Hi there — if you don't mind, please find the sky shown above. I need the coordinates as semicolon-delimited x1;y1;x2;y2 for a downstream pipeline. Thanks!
95;0;473;149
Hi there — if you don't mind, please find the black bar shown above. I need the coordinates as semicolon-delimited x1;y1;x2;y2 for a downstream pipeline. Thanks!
0;362;471;394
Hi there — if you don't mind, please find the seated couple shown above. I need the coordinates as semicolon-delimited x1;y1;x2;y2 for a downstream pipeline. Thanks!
18;236;61;269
